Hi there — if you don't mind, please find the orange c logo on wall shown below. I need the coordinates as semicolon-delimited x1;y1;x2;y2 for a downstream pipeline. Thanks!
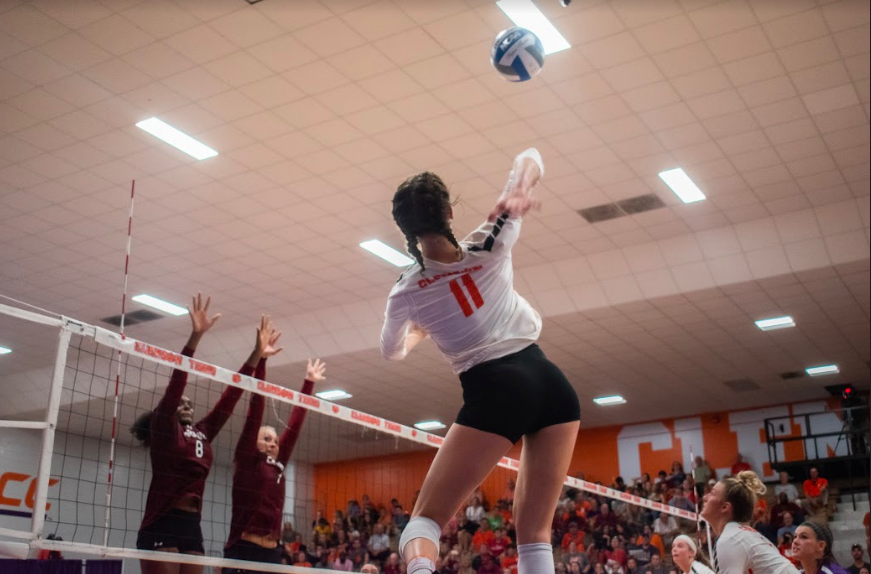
0;472;60;518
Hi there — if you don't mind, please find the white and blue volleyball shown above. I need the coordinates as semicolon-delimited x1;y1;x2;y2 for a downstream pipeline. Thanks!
490;27;545;82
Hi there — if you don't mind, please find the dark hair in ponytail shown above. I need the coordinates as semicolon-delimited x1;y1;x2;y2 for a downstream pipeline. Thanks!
130;411;154;447
801;521;837;568
392;172;460;273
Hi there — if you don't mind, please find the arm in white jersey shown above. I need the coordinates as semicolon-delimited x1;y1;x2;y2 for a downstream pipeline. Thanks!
715;536;749;574
487;148;544;222
380;291;412;361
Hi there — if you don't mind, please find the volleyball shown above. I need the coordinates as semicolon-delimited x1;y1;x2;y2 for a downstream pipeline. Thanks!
490;26;545;82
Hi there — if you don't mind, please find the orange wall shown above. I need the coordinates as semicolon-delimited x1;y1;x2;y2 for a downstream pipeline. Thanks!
313;397;847;514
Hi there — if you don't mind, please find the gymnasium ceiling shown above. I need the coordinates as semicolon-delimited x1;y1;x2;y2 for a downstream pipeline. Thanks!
0;0;869;433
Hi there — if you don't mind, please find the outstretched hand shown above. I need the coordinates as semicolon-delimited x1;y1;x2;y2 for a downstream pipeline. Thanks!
306;358;326;383
254;315;281;358
188;293;221;335
488;156;542;221
261;330;284;359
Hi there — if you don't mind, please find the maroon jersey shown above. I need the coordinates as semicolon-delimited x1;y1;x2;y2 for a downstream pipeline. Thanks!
226;360;314;548
140;346;248;530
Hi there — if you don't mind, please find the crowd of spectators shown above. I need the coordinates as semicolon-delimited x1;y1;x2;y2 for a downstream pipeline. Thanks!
274;459;853;573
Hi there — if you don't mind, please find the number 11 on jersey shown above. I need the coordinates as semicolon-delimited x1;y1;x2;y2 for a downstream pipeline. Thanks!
449;274;484;317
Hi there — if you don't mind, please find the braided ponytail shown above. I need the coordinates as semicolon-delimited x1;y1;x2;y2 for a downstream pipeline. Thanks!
404;231;425;272
392;171;455;274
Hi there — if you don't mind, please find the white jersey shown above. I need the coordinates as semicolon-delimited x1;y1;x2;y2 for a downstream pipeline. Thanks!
381;151;544;374
688;561;715;574
715;522;799;574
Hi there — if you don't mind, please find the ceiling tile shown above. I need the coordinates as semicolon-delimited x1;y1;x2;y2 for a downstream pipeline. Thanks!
341;0;417;42
294;17;368;58
78;14;156;56
722;52;785;86
247;35;320;73
164;24;239;65
422;9;492;52
579;32;646;68
118;0;201;39
802;84;861;115
763;8;830;49
777;36;842;73
121;42;196;79
687;0;758;39
4;48;71;85
654;41;718;77
0;4;68;46
208;9;284;48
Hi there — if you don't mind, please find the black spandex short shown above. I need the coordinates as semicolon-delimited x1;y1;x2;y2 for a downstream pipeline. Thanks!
457;343;581;444
136;508;204;554
223;540;283;573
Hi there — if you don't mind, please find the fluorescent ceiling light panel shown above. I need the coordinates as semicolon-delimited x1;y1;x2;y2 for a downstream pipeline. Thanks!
135;117;218;160
496;0;571;55
316;390;353;401
806;365;839;377
755;316;796;331
360;240;414;267
132;294;188;316
0;346;11;354
414;421;446;431
593;395;627;406
658;168;706;203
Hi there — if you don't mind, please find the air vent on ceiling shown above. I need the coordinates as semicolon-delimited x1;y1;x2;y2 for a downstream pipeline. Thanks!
724;378;761;393
578;193;666;224
101;309;164;327
618;193;667;214
579;203;624;223
780;371;807;380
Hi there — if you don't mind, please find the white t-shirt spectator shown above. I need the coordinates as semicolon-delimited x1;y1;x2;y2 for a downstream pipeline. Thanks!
466;504;486;523
367;532;390;554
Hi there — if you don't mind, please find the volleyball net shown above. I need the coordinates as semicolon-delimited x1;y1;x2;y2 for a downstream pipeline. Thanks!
0;300;698;572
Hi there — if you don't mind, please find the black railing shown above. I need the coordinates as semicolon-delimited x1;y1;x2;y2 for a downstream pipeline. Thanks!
764;405;869;465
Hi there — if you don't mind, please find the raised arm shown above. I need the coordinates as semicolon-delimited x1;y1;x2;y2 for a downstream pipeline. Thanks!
153;293;221;428
234;316;281;461
277;358;325;466
199;315;280;439
487;148;544;222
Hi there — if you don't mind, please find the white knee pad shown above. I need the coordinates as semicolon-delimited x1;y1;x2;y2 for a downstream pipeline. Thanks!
518;543;554;574
398;516;442;557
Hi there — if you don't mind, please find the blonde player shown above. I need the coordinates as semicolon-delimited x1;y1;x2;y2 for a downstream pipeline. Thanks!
381;149;581;574
701;471;799;574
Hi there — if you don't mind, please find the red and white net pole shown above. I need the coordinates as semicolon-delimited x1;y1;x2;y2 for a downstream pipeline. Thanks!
103;180;135;546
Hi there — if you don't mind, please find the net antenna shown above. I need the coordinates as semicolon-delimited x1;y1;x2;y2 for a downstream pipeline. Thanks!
103;180;136;546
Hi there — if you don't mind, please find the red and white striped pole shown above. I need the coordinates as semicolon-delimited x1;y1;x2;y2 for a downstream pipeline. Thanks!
103;180;135;546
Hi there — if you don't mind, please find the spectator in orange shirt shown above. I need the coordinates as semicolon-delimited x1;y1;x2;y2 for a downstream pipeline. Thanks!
472;519;495;549
864;511;869;551
802;467;829;519
730;453;752;477
635;525;665;559
562;522;586;551
500;545;519;574
293;551;312;568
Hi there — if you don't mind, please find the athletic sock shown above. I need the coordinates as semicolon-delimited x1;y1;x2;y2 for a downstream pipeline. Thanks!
518;542;554;574
407;556;436;574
